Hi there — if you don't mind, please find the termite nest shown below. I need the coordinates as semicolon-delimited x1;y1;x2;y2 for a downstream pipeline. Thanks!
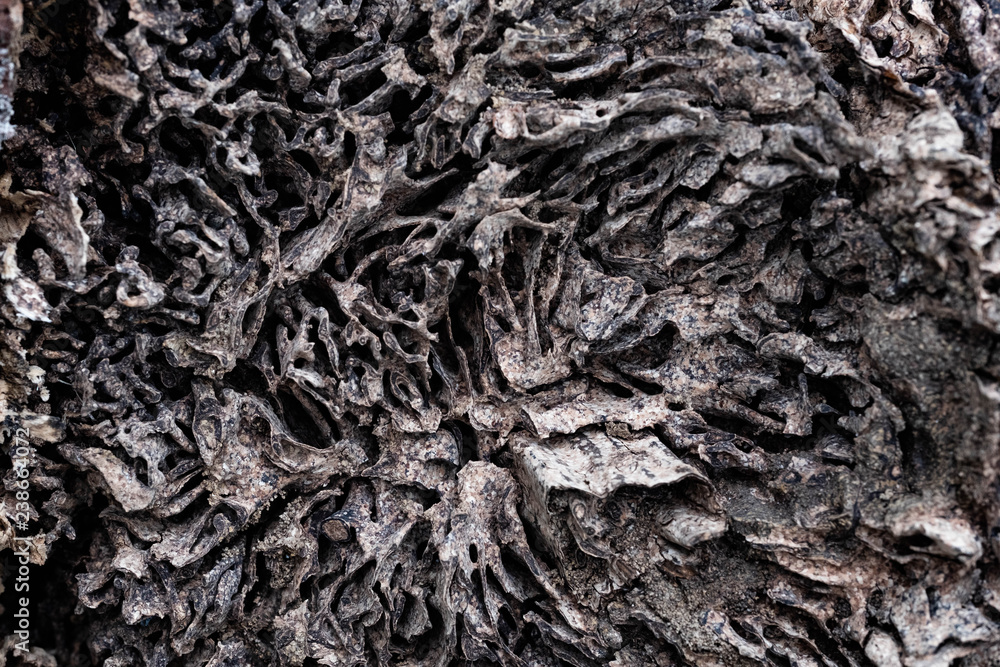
1;0;1000;665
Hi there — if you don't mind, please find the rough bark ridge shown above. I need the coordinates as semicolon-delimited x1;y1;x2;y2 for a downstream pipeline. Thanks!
1;0;1000;665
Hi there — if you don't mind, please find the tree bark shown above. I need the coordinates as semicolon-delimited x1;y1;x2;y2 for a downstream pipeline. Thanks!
0;0;999;665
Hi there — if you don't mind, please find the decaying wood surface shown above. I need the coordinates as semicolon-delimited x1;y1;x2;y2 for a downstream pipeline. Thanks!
1;0;1000;665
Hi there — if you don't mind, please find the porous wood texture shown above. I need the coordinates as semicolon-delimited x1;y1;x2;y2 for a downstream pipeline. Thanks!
1;0;1000;665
